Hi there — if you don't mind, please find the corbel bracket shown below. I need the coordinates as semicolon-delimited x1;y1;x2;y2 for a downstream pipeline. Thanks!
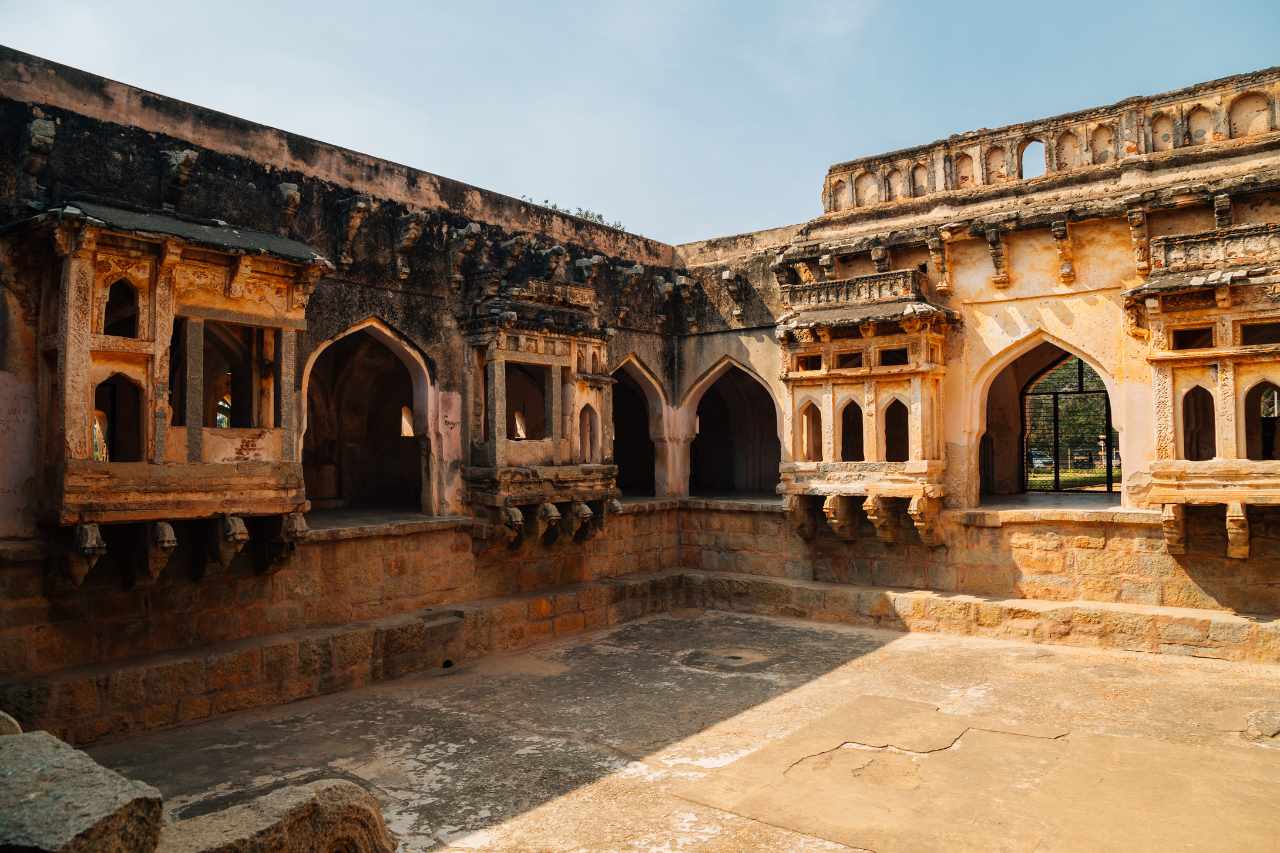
1050;220;1075;284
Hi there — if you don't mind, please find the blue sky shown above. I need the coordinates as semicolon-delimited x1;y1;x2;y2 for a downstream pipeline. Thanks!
2;1;1278;243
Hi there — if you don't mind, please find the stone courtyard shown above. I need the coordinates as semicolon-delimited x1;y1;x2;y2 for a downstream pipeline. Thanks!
5;41;1280;852
89;612;1280;851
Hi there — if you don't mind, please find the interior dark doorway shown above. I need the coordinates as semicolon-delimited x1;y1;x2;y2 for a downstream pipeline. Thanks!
612;371;656;496
304;330;422;511
690;367;780;496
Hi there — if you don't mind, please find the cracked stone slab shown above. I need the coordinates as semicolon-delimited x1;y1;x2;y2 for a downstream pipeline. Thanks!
0;731;162;853
676;695;1280;852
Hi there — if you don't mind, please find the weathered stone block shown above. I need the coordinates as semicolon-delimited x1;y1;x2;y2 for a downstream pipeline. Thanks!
0;731;162;852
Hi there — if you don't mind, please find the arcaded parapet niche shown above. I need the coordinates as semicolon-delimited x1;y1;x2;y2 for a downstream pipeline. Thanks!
822;70;1280;213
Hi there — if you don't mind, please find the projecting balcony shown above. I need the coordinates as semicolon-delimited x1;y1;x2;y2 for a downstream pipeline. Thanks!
780;268;927;312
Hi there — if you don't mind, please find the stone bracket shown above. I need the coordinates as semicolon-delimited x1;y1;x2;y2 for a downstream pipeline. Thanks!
1213;193;1233;229
54;523;107;587
395;212;425;280
561;501;594;542
210;515;250;572
785;494;816;540
1126;207;1150;275
822;494;859;541
1226;501;1249;560
926;236;950;294
908;495;944;548
535;502;561;546
1161;504;1186;556
142;521;178;585
864;494;897;544
497;505;525;550
984;228;1009;288
1050;220;1075;283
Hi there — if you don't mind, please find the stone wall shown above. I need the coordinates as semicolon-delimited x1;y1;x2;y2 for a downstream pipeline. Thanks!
677;503;1280;615
0;507;678;680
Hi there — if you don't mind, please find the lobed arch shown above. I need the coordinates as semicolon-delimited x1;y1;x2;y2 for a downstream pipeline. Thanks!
299;316;441;514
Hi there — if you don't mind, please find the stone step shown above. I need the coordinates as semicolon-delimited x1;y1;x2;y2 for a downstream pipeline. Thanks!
0;571;683;746
683;571;1280;664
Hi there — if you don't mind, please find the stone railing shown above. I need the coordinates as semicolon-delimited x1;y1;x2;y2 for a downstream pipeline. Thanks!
1150;222;1280;273
821;67;1280;213
781;269;925;311
506;279;596;309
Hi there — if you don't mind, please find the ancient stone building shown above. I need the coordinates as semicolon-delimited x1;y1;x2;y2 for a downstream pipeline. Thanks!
3;47;1280;744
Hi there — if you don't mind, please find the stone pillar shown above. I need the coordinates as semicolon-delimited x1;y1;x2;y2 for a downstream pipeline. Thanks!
1217;360;1237;459
58;244;95;460
654;435;692;497
489;358;505;468
863;380;877;461
823;382;835;462
1153;364;1174;460
185;318;204;462
279;330;297;462
909;375;924;461
550;364;564;464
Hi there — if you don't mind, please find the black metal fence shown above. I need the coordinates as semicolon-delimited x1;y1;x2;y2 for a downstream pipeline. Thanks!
1022;356;1119;492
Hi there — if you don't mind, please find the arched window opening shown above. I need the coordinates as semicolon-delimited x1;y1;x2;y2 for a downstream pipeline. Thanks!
103;280;139;338
1055;131;1082;170
1090;125;1116;164
1151;114;1175;152
1187;106;1213;146
854;172;879;206
910;164;928;196
840;401;865;462
1021;353;1118;492
983;343;1120;498
984;146;1007;182
612;370;655;496
885;169;905;201
204;322;254;428
591;352;602;374
303;329;423;511
505;363;548;440
578;404;600;463
1245;382;1280;460
1182;386;1216;461
92;374;143;462
883;399;909;462
953;153;975;188
1019;140;1046;179
690;366;780;497
1229;93;1270;139
830;179;848;211
798;402;822;462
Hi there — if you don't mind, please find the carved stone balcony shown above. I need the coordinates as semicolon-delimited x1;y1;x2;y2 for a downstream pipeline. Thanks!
1149;222;1280;275
781;269;927;313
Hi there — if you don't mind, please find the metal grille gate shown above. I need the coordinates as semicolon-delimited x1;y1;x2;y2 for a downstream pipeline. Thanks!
1022;356;1119;492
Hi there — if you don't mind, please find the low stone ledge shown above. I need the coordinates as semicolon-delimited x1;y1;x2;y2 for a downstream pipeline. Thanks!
679;498;786;513
0;730;162;852
613;498;682;513
301;514;476;542
1;571;689;746
947;507;1162;528
683;571;1280;664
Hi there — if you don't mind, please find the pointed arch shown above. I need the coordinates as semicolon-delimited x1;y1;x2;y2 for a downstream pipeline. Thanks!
300;316;439;514
1181;385;1216;461
797;400;823;462
839;398;865;462
678;354;783;438
578;403;600;463
1244;378;1280;460
882;397;910;462
611;352;669;436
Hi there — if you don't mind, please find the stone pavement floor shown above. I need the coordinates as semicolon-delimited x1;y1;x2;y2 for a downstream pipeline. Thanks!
91;611;1280;851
